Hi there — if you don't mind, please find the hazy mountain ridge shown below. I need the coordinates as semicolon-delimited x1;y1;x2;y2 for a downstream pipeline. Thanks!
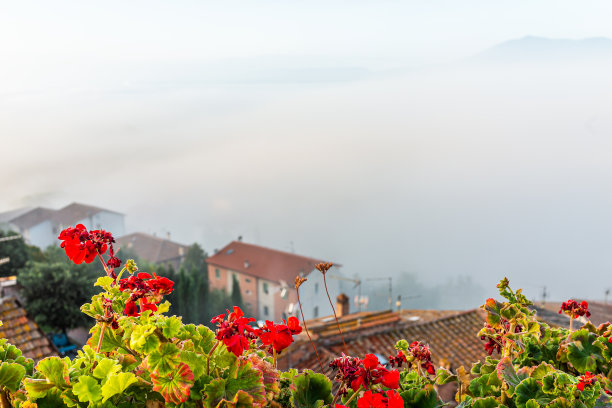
473;36;612;62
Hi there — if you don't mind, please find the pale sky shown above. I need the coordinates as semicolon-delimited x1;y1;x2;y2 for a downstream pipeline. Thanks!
2;1;612;306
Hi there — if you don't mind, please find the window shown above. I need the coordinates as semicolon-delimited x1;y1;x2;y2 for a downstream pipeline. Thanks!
215;269;220;279
245;289;251;295
264;306;269;316
314;283;319;294
245;278;251;283
263;282;269;294
313;306;319;318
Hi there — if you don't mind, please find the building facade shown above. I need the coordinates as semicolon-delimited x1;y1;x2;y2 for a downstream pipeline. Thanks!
0;203;125;249
206;241;349;322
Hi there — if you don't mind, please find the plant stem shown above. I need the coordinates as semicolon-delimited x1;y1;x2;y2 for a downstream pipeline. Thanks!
570;316;573;332
322;273;348;355
273;348;277;369
97;252;113;277
207;341;219;375
344;386;363;406
296;285;323;371
96;322;107;353
331;383;346;406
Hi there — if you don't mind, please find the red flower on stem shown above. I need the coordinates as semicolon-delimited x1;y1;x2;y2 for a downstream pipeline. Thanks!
349;354;400;392
119;272;174;317
211;306;258;356
357;390;403;408
257;317;302;354
389;341;436;375
58;224;121;271
577;372;597;391
559;300;591;319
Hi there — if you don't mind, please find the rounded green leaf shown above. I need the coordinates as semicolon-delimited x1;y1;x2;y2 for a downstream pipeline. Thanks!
73;375;102;405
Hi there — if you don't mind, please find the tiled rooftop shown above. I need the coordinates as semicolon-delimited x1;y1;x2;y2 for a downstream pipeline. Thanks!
0;297;57;361
281;308;489;376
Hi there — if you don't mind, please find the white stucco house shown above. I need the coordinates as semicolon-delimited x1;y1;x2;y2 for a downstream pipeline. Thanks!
0;203;125;249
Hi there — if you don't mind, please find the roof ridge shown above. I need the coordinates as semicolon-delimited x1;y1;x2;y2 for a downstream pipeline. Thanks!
211;240;329;264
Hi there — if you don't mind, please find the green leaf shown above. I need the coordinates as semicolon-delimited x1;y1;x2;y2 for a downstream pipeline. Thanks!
92;359;121;382
470;397;500;408
565;329;605;373
72;375;102;405
101;372;138;403
129;324;156;352
88;324;124;353
36;357;70;388
483;298;503;328
436;368;457;385
204;379;254;408
160;316;182;339
290;370;333;408
180;350;206;379
514;378;552;408
204;359;265;408
151;362;194;405
148;342;180;376
399;384;442;408
94;276;115;290
0;361;26;392
23;379;54;400
525;399;541;408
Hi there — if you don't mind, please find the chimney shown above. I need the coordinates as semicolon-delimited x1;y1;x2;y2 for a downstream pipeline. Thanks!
238;235;243;242
244;260;250;268
167;232;171;240
336;293;350;317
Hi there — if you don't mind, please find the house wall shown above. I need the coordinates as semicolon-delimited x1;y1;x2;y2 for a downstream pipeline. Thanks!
297;266;352;320
25;220;56;249
73;211;125;237
227;271;259;317
257;278;279;321
208;265;229;293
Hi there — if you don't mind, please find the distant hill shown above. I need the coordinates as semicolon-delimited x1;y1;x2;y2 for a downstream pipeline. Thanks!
473;36;612;63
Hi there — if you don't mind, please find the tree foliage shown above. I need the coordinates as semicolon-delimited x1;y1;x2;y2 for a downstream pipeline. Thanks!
18;262;92;332
0;230;29;277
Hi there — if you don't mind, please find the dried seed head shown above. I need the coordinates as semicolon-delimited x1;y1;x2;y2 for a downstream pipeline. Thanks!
295;276;307;289
315;262;333;274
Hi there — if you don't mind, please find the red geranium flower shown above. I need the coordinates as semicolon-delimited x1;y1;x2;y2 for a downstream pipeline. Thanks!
58;224;121;271
118;272;174;317
577;372;597;391
559;299;591;319
349;354;400;392
285;316;303;335
357;390;402;408
357;390;385;408
211;306;257;356
257;320;294;353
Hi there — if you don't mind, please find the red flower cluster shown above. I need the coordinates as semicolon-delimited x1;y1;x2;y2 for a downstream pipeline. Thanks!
330;354;399;395
480;319;522;355
389;341;435;375
211;307;258;356
577;372;597;391
559;299;591;319
58;224;121;271
256;316;302;354
119;273;174;317
357;390;403;408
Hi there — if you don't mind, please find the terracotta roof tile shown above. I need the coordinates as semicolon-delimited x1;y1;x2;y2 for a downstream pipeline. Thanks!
206;241;329;284
282;309;489;376
0;297;57;361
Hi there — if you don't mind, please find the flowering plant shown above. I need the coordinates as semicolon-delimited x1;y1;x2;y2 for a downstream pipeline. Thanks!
0;225;609;408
